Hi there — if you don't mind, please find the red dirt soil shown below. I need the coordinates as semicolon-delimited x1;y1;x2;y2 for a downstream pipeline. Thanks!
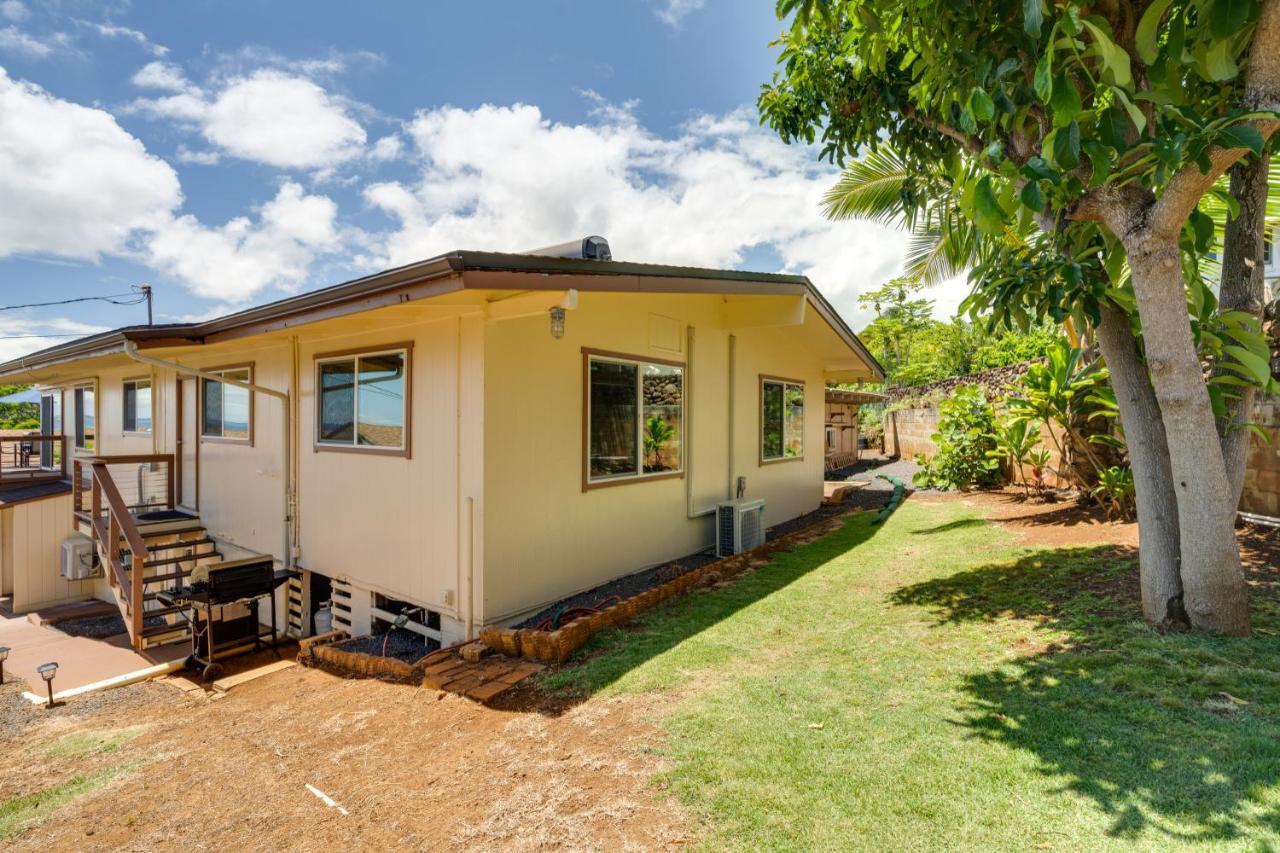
2;490;1275;850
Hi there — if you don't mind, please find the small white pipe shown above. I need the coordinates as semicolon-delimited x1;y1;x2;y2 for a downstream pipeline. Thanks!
686;325;715;518
123;341;293;573
465;495;476;640
727;333;737;500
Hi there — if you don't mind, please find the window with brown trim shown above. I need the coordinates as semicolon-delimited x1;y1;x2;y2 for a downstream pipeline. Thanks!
761;376;804;462
73;384;96;450
122;378;152;433
201;366;252;442
315;347;410;454
585;350;683;487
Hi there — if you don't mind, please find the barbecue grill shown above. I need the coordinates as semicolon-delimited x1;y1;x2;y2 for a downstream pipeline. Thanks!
157;556;292;680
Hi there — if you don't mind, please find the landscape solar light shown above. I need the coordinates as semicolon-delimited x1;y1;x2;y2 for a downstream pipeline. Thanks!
37;661;58;708
0;646;9;684
549;306;566;339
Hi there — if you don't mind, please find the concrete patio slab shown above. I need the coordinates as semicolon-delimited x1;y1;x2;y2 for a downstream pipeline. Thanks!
0;604;187;694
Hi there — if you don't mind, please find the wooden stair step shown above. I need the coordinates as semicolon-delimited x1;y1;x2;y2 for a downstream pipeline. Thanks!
142;620;189;638
145;536;216;552
145;568;193;585
142;550;222;569
140;603;187;618
119;537;217;561
138;525;203;537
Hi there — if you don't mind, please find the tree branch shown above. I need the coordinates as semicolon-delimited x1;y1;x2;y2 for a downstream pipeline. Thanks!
900;103;985;158
1147;0;1280;238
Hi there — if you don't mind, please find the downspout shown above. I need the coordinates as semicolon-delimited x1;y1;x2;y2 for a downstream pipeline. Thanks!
686;325;716;518
123;341;294;573
727;333;737;500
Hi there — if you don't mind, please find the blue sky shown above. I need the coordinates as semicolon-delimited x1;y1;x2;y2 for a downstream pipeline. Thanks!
0;0;962;361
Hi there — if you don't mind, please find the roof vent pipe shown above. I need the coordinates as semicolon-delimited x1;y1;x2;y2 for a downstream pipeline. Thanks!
524;235;611;261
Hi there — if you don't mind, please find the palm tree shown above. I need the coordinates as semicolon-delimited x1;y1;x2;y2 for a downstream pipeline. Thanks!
821;148;982;287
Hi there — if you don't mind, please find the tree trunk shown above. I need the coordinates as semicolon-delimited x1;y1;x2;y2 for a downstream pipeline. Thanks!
1095;302;1185;625
1216;153;1271;507
1125;232;1250;635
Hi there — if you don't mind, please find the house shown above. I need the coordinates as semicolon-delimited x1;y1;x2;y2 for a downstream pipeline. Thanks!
0;238;882;653
823;388;884;471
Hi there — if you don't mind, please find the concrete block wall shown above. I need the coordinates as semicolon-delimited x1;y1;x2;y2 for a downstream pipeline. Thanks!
1241;394;1280;519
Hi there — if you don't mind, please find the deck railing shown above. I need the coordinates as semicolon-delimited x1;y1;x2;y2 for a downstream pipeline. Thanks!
76;453;176;648
73;454;174;517
0;434;67;487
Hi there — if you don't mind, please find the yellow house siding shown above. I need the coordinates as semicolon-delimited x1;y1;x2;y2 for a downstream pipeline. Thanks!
297;313;481;618
481;292;829;624
5;494;87;613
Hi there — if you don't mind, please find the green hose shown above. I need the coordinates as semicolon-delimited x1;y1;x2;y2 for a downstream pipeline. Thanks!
872;474;907;524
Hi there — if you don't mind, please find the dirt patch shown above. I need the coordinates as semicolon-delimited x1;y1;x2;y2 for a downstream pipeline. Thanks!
0;663;691;850
918;489;1278;596
913;488;1139;549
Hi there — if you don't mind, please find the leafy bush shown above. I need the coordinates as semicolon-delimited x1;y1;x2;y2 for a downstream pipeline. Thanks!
986;416;1045;497
1092;466;1136;521
912;386;1000;490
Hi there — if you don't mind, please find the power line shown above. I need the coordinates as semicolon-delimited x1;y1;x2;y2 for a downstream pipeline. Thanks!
0;333;85;340
0;291;148;312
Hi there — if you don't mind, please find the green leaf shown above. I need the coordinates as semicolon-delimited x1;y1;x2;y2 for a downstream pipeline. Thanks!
1202;39;1239;81
1113;87;1148;135
1136;0;1175;64
973;175;1007;234
1210;0;1255;39
969;87;995;122
1024;0;1045;37
1218;123;1265;154
1190;208;1215;250
1223;344;1274;385
1049;73;1082;126
1051;121;1081;169
1022;157;1054;180
1082;20;1133;87
1020;180;1046;211
1097;106;1130;150
1034;53;1053;102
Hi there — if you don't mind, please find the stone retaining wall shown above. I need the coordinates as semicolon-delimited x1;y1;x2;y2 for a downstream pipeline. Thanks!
1242;393;1280;519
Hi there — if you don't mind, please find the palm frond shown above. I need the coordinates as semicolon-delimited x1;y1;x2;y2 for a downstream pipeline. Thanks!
822;148;914;226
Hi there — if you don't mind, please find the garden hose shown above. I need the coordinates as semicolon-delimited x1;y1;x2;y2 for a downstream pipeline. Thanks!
872;474;907;525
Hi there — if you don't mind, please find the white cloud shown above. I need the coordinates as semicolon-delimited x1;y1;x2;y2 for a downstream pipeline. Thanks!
655;0;706;27
0;25;57;57
131;60;191;92
174;145;219;165
77;20;167;57
369;134;402;162
0;317;109;362
0;67;180;260
0;1;28;23
364;101;912;328
129;68;368;170
0;68;341;306
144;182;340;303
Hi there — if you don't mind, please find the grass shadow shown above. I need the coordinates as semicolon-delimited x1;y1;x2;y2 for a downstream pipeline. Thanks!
536;509;884;700
893;545;1280;842
910;517;989;535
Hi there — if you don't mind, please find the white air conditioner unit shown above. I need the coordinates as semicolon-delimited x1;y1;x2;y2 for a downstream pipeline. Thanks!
716;499;766;558
61;533;101;580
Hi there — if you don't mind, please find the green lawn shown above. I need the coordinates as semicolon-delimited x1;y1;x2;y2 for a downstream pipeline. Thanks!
545;500;1280;851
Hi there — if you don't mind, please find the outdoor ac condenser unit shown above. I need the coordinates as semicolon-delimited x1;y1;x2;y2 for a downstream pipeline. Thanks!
60;533;101;580
716;499;766;558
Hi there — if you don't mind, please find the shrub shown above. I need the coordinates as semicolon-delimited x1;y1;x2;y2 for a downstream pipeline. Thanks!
1092;466;1136;521
912;386;1000;490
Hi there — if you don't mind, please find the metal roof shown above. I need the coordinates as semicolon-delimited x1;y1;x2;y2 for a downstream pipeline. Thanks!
0;250;884;379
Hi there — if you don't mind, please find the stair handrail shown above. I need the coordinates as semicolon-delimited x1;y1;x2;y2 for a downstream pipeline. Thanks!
88;461;149;645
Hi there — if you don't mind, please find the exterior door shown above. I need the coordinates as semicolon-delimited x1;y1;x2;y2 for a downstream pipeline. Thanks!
178;377;198;509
